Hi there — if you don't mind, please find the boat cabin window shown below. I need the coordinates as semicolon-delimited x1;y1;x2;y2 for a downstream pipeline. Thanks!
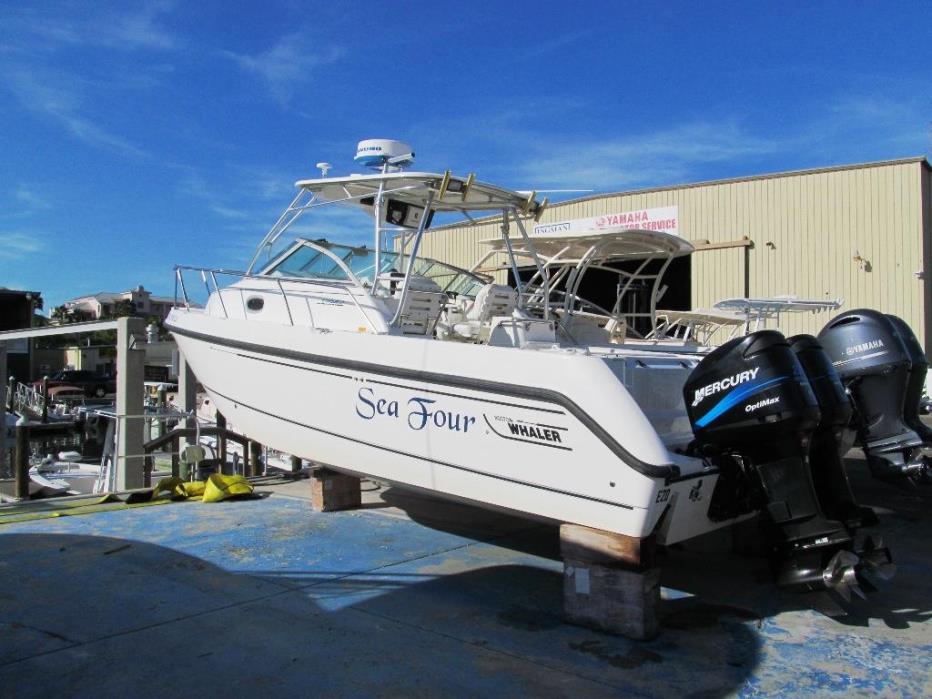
263;241;487;297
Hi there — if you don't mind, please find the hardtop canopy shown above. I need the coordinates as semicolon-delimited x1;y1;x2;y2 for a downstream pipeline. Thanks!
294;172;540;215
481;226;694;261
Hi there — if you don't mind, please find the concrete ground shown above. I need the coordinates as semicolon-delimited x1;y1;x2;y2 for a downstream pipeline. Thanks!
0;456;930;698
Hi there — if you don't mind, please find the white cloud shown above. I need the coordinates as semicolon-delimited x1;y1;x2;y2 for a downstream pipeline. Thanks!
0;4;177;53
2;64;149;158
0;232;45;259
513;121;777;189
817;95;930;155
222;31;343;106
14;185;48;211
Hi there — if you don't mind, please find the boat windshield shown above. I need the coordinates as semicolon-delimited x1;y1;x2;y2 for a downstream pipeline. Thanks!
263;240;487;297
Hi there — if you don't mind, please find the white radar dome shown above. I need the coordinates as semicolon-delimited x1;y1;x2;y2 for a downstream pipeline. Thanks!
354;139;415;169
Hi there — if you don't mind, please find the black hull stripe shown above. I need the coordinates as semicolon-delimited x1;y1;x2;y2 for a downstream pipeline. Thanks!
204;382;634;511
166;322;678;480
237;350;562;414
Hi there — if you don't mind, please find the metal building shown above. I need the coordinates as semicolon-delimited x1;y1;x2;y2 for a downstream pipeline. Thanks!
416;156;932;353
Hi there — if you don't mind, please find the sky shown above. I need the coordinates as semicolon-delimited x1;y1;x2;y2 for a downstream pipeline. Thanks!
1;1;930;312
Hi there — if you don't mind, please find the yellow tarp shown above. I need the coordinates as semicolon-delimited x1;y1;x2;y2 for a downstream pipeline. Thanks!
0;475;256;525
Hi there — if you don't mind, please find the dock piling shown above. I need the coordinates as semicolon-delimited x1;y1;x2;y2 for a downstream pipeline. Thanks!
0;343;7;475
216;413;227;469
115;317;146;491
40;376;49;424
248;441;262;477
14;417;29;500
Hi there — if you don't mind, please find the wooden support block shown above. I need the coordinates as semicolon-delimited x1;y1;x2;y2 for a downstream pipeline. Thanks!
560;523;655;569
563;559;661;640
311;468;361;512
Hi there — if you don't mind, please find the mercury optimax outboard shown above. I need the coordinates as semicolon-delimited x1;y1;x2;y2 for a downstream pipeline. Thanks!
684;330;870;593
818;310;930;481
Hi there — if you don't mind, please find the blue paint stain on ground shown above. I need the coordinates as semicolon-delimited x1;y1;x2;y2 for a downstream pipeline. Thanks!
0;480;930;698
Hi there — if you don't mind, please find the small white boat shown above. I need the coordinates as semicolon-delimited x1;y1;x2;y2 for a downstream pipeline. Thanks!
29;452;104;495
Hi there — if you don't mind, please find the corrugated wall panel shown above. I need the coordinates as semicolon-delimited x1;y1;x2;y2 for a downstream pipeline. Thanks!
416;160;928;344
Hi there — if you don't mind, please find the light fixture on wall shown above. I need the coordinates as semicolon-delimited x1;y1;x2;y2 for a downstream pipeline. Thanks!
765;241;776;249
853;250;872;272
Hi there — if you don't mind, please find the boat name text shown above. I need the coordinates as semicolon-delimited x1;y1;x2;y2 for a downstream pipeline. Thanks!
692;367;760;407
355;387;476;433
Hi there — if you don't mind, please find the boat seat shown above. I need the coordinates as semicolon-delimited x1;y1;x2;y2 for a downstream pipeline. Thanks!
395;275;445;335
605;318;627;344
562;314;610;346
451;284;518;342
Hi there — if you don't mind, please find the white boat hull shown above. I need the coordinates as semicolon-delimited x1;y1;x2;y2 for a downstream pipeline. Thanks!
168;310;725;541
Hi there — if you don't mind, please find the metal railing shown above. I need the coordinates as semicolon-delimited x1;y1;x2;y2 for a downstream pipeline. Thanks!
12;381;45;417
173;265;382;334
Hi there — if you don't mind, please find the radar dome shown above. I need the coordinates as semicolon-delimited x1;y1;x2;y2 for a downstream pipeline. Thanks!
354;139;415;169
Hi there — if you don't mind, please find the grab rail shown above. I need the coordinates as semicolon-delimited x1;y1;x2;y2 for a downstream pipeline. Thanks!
173;265;382;334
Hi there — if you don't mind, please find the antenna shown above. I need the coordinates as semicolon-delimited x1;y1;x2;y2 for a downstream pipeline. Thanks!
316;162;333;177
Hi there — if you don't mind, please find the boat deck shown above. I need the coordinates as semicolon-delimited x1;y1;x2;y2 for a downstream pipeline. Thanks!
1;454;930;698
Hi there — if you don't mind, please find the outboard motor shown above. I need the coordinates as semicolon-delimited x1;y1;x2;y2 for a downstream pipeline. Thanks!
818;310;927;479
788;334;877;529
684;331;857;592
885;314;932;444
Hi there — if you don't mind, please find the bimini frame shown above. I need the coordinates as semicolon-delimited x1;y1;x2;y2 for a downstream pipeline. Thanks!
243;169;550;332
472;228;694;339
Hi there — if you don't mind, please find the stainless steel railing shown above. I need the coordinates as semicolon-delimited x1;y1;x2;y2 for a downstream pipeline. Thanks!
173;266;382;334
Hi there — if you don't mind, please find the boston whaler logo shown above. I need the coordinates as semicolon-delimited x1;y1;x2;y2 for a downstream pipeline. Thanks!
486;415;570;449
692;367;760;408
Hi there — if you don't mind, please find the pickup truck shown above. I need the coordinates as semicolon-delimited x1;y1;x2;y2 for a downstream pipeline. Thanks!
35;370;116;398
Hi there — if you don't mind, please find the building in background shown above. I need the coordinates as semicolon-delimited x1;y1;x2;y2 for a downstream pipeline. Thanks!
416;157;932;353
60;285;174;322
0;288;43;382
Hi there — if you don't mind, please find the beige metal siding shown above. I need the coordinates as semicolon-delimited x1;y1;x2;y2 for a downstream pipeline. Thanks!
417;159;929;344
922;163;932;356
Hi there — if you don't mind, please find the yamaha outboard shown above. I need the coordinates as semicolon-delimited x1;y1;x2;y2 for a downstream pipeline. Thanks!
684;331;860;592
885;314;932;444
818;310;928;480
788;334;877;529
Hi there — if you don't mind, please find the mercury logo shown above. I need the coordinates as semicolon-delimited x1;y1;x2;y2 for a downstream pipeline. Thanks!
692;367;760;407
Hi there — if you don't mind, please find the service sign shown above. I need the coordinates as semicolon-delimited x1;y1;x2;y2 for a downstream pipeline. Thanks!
533;205;679;237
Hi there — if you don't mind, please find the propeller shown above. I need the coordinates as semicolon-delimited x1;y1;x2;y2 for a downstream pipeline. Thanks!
858;536;896;582
822;549;864;602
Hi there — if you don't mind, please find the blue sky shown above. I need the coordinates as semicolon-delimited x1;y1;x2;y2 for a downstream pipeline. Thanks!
1;1;930;312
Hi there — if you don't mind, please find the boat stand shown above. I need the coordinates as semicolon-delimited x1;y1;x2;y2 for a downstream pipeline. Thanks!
310;468;361;512
560;523;660;640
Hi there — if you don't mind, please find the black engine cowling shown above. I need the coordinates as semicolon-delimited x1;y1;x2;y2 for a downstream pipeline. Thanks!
684;331;853;590
788;334;877;528
885;314;932;443
818;309;926;477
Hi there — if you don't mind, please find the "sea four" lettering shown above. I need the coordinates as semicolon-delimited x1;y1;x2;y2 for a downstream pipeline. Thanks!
355;387;476;433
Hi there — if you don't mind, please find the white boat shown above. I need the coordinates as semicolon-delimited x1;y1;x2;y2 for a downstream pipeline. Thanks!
167;139;901;594
29;452;103;495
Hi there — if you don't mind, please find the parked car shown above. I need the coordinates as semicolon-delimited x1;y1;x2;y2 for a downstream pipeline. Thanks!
34;370;116;398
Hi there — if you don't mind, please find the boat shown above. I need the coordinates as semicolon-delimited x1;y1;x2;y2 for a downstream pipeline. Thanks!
29;452;104;495
167;139;923;596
